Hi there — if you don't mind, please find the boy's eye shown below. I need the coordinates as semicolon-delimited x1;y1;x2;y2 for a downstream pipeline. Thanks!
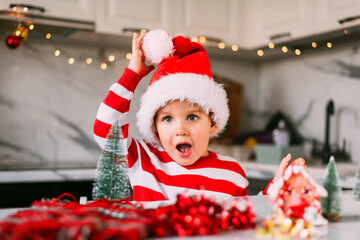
187;114;197;121
163;116;172;122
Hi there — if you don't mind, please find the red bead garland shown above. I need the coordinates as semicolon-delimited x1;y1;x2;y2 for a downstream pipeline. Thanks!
0;193;256;239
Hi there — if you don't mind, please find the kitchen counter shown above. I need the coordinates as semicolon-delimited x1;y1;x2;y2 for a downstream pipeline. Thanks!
1;191;359;239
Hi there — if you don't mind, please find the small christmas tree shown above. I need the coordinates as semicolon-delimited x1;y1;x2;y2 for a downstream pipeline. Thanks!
92;120;132;200
354;165;360;201
320;156;341;222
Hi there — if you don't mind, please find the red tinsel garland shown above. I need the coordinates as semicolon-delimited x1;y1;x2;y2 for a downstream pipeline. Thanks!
0;193;256;240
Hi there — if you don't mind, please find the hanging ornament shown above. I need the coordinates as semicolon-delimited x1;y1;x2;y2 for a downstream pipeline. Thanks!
6;34;21;49
13;26;29;41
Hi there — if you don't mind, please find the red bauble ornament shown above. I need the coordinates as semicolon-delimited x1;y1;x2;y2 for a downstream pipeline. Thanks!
6;34;21;49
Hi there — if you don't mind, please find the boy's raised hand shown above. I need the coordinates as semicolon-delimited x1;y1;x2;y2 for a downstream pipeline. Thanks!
128;32;155;77
273;153;306;182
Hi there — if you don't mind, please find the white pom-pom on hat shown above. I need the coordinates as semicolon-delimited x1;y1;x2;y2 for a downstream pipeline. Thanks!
142;29;174;65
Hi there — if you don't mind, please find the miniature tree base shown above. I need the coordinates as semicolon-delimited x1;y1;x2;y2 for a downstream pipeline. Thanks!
322;212;340;222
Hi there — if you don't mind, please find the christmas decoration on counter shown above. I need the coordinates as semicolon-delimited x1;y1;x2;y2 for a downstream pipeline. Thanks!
321;156;341;222
257;158;328;238
354;164;360;201
92;120;133;200
151;194;256;237
0;193;257;239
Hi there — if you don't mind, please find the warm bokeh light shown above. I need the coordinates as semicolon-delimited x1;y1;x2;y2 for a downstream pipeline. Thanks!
126;53;132;60
199;36;206;43
86;58;92;64
295;49;301;55
101;62;107;70
108;55;115;62
282;46;288;53
68;58;74;64
140;29;147;34
257;50;264;56
54;50;60;56
218;42;225;49
29;24;34;30
327;42;332;48
46;33;51;39
231;45;239;51
312;42;317;48
344;29;348;35
268;42;275;49
190;37;198;42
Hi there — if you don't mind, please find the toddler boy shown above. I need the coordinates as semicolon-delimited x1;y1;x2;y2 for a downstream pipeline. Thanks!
94;30;287;201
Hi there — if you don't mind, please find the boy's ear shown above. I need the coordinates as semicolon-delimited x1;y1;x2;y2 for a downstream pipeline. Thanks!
210;124;217;134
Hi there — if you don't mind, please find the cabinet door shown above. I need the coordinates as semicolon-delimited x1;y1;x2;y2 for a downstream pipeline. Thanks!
178;0;245;47
0;0;95;21
95;0;173;35
249;0;315;48
315;0;360;33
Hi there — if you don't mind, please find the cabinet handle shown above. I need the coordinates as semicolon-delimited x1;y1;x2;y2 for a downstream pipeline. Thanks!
123;27;149;33
269;32;291;41
9;3;45;13
338;15;360;24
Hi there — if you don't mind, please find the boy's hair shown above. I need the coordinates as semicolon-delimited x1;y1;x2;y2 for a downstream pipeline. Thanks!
136;29;229;147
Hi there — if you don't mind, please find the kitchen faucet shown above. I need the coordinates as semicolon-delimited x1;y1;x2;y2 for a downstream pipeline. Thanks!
311;99;349;164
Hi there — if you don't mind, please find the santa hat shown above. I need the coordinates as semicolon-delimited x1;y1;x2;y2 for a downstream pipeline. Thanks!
136;29;229;147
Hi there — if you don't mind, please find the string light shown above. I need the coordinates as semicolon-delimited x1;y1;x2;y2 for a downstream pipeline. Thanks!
54;50;60;56
282;46;288;53
101;62;107;70
190;37;198;42
29;24;34;30
68;58;74;64
108;55;115;62
199;36;206;43
327;42;332;48
23;7;28;12
126;53;132;60
312;42;317;48
86;58;92;64
46;33;51;39
257;50;264;56
344;29;348;35
295;49;301;55
218;42;225;49
231;45;239;51
268;42;275;49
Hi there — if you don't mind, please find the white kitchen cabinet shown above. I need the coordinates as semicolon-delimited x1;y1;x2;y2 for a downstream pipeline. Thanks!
95;0;176;35
0;0;95;22
315;0;360;33
176;0;246;46
246;0;315;49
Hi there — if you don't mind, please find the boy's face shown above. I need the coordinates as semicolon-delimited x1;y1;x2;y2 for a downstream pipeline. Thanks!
155;100;217;166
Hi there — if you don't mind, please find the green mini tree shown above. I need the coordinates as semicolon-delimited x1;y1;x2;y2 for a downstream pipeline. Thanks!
92;120;132;200
320;156;341;222
354;165;360;201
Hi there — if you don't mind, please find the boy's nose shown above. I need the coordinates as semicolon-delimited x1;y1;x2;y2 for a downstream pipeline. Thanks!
176;125;188;136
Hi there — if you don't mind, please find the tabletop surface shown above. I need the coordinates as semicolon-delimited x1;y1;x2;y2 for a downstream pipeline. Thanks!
1;191;359;239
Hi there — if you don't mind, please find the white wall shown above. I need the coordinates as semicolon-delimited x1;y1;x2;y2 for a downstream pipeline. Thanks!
257;45;360;163
2;37;359;170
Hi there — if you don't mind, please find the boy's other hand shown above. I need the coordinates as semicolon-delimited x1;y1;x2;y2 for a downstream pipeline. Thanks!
273;154;306;182
128;33;155;77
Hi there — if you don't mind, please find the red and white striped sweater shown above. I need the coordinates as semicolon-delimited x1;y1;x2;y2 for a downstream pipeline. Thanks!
94;68;267;201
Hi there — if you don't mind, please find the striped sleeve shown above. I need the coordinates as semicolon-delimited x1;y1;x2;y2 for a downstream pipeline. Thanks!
93;68;142;150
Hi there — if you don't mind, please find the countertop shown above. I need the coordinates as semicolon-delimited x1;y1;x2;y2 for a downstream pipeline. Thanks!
1;191;359;239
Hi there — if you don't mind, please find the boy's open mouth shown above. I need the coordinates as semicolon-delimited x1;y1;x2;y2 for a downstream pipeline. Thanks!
176;143;192;157
176;143;192;152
